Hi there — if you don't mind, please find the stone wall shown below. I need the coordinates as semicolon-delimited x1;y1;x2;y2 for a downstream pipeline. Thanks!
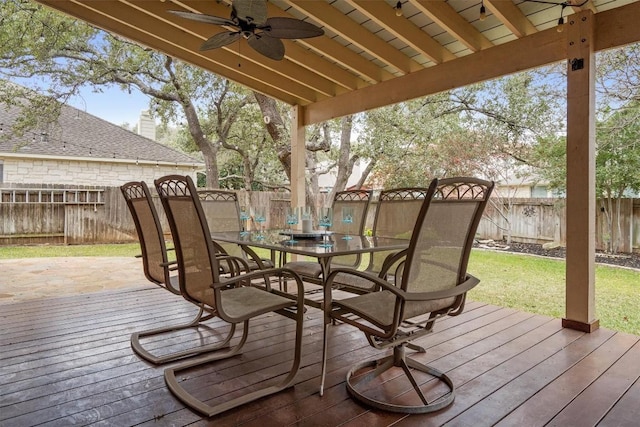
1;157;198;187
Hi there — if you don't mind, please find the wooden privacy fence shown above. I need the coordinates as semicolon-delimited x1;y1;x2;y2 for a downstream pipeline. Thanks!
0;184;638;253
476;197;640;253
0;185;329;245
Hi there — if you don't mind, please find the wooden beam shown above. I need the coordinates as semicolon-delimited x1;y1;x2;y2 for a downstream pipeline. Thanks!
348;0;456;64
411;0;493;52
173;0;358;94
305;25;565;124
37;0;302;105
300;36;393;85
287;0;422;75
594;0;640;52
486;0;537;38
563;10;598;332
304;0;640;124
131;0;337;98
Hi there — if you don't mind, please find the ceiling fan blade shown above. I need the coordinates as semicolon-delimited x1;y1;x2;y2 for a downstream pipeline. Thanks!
232;0;268;25
261;17;324;39
248;34;285;61
201;32;241;51
168;10;235;26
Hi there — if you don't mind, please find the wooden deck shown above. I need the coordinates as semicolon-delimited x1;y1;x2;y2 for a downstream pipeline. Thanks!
1;285;639;427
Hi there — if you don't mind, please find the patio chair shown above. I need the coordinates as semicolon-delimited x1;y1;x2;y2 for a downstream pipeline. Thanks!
121;181;180;295
198;189;274;272
155;174;305;417
121;181;239;364
283;189;372;283
331;187;430;294
321;177;494;413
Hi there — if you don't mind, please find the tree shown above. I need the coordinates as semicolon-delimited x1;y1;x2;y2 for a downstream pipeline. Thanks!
0;0;285;189
532;45;640;252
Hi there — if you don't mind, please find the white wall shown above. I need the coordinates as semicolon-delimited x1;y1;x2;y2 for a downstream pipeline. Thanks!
1;157;198;187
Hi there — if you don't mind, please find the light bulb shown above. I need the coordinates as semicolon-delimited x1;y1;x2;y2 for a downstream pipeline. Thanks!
395;1;402;17
557;16;564;32
480;5;486;21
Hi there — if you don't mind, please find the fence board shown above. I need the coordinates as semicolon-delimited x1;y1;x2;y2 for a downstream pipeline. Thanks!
0;184;638;254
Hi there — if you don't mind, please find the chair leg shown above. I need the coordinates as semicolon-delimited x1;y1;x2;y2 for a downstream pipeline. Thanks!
165;305;304;417
320;320;330;396
131;306;235;365
345;344;455;414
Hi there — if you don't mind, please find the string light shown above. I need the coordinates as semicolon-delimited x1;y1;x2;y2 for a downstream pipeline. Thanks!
521;1;590;33
479;1;486;21
557;3;566;32
395;1;402;17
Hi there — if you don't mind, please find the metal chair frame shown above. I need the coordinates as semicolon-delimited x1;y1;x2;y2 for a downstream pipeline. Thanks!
155;175;305;418
122;181;239;364
320;177;494;413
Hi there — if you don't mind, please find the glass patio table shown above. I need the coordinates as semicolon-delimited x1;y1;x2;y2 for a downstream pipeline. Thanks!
211;228;410;397
210;229;410;305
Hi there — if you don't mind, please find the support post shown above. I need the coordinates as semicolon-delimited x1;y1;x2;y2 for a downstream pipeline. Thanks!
563;10;599;332
290;105;306;210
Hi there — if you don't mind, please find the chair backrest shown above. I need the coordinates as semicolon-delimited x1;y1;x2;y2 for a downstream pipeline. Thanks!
367;187;430;274
198;189;243;233
402;177;494;302
198;189;247;259
155;175;221;306
330;189;372;235
120;181;173;290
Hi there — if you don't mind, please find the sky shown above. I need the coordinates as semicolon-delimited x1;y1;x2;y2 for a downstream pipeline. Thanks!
69;85;152;127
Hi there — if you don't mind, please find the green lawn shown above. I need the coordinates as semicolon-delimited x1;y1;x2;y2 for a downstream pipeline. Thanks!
0;243;141;258
0;244;638;335
468;250;640;336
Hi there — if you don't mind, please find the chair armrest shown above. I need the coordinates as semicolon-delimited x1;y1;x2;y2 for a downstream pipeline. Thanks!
216;254;250;276
160;260;178;268
326;268;480;302
240;244;272;269
213;267;307;311
378;249;408;277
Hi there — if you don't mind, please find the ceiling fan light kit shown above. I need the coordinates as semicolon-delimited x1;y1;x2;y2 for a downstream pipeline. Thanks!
169;0;324;61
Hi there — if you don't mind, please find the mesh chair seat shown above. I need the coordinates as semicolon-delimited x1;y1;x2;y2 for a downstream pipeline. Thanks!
219;258;274;274
281;260;323;278
336;290;455;330
189;285;295;320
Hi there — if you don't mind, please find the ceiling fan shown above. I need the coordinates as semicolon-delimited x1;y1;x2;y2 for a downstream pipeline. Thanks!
169;0;324;61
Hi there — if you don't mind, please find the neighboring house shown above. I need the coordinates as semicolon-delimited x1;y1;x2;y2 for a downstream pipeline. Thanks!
317;160;364;193
495;168;560;199
0;100;202;187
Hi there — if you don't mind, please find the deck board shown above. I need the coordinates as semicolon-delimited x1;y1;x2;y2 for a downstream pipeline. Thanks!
1;286;638;426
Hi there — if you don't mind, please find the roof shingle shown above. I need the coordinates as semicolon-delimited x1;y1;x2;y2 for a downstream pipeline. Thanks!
0;99;201;165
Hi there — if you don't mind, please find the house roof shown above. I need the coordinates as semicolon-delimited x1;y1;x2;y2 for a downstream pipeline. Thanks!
34;0;640;125
0;98;201;165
